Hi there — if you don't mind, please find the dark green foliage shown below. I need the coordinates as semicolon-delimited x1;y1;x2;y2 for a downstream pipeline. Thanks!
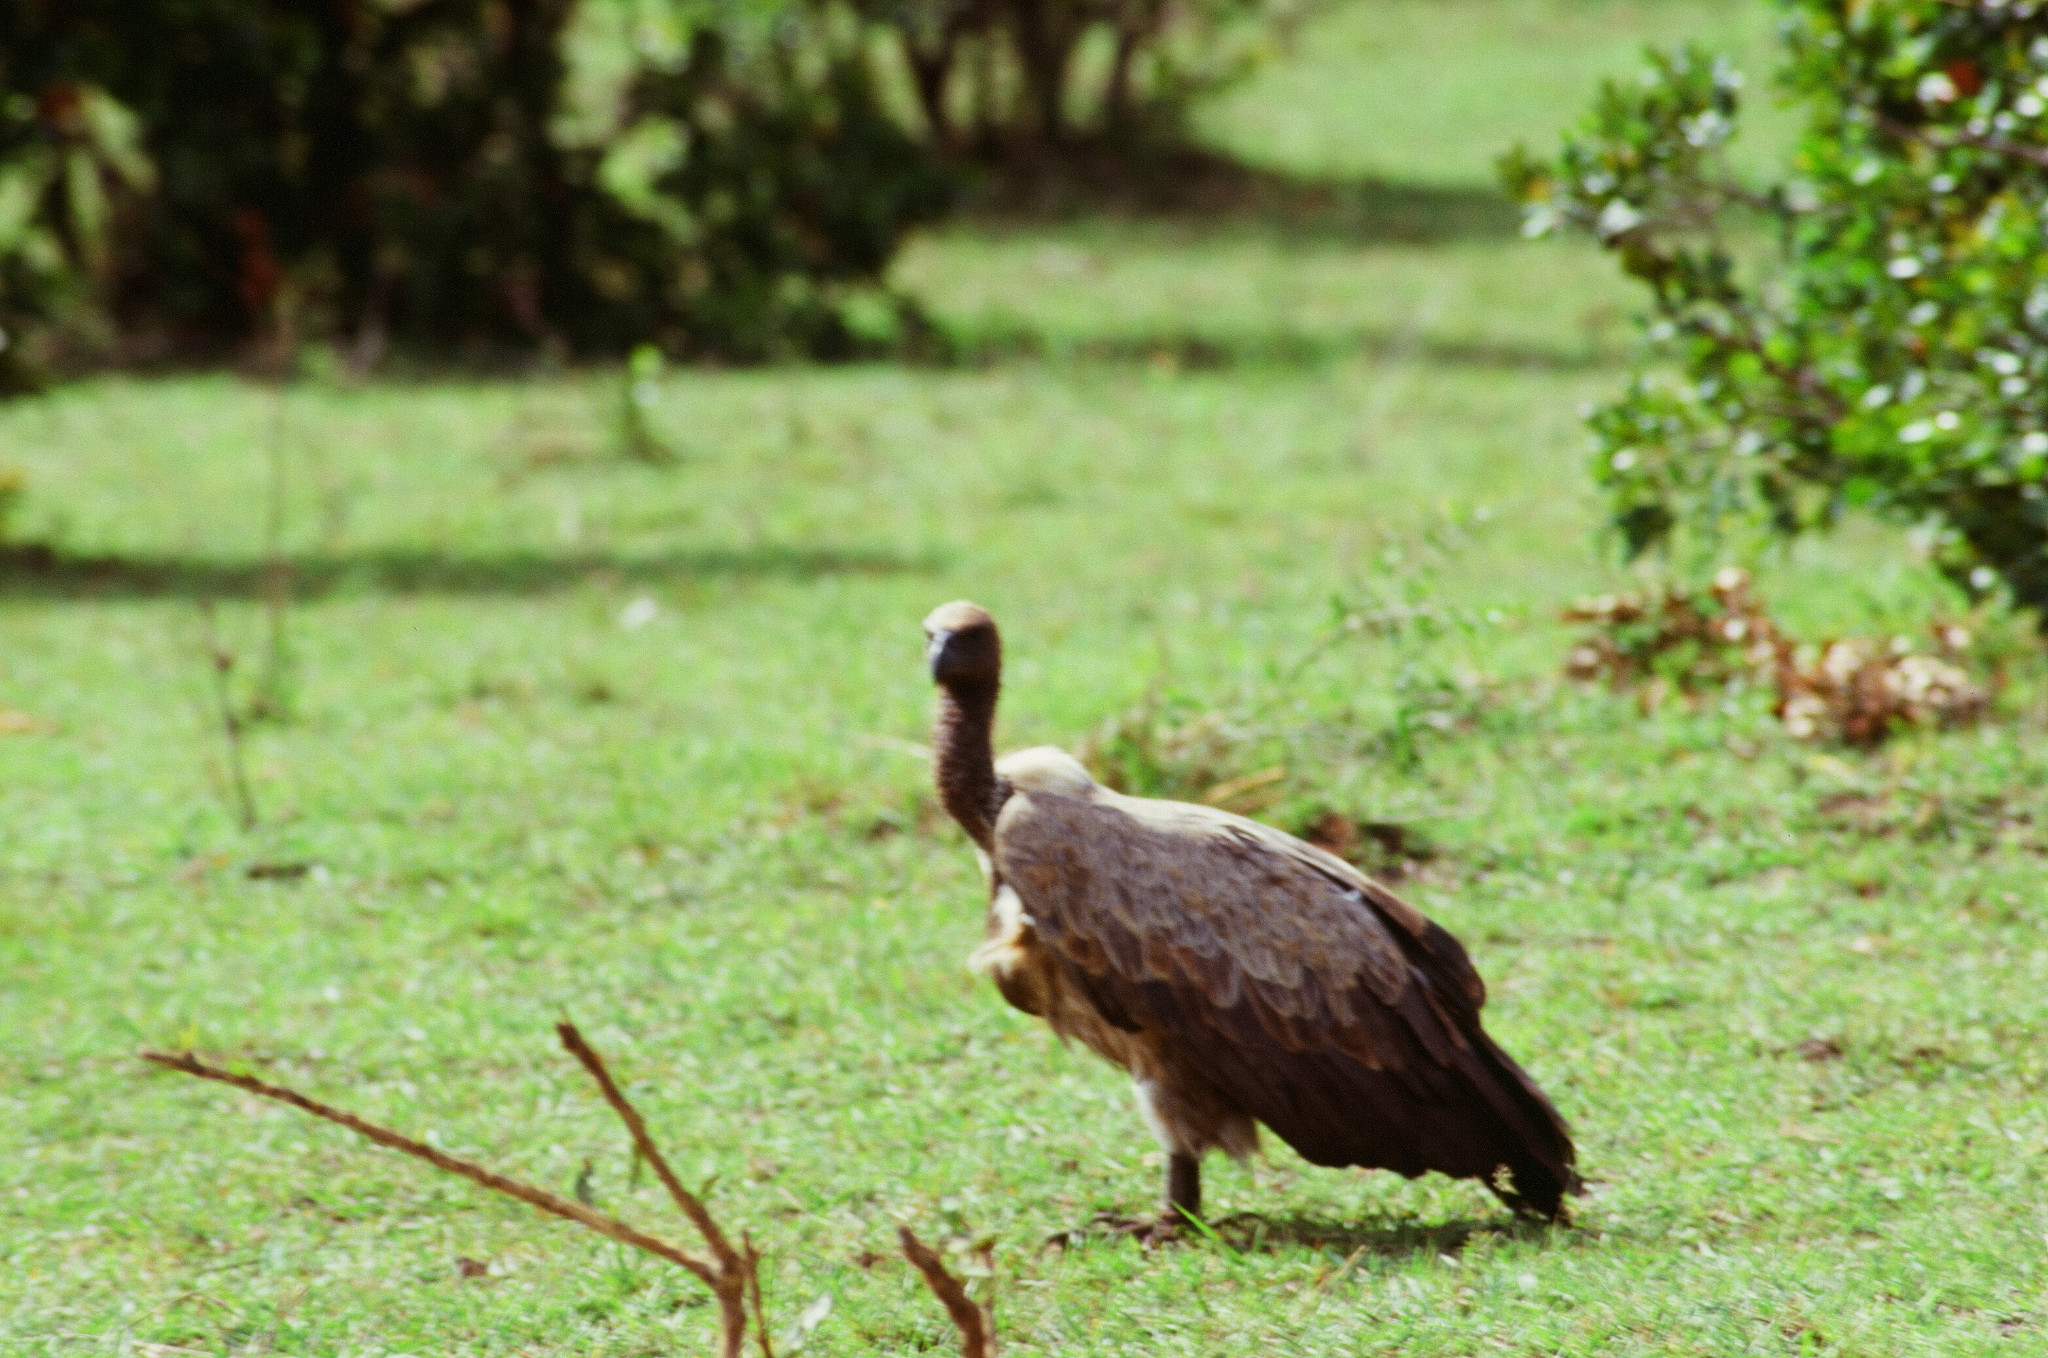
0;0;949;368
613;22;953;358
0;79;153;390
1504;3;2048;627
0;0;1301;376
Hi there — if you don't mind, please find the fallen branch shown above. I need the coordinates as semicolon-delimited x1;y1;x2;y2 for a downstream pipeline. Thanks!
743;1232;772;1358
897;1225;996;1357
145;1029;1006;1357
139;1047;714;1279
143;1037;748;1355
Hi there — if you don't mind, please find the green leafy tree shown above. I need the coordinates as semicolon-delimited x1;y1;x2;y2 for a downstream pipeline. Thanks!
1503;2;2048;628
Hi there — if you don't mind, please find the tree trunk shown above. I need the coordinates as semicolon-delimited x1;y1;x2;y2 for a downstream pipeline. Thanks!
1006;0;1082;148
1103;25;1140;132
904;35;958;149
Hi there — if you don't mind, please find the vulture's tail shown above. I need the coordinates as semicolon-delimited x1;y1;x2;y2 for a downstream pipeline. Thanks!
1467;1027;1578;1221
1239;1004;1580;1221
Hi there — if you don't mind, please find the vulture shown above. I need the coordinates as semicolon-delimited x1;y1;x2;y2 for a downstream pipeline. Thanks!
922;601;1577;1229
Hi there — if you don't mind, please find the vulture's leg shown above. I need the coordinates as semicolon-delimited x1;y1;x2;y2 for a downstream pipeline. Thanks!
1165;1151;1201;1224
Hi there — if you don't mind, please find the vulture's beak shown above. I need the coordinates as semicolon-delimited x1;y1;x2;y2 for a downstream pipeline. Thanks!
925;630;954;682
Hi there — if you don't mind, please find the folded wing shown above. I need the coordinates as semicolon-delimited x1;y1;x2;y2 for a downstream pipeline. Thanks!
992;783;1576;1216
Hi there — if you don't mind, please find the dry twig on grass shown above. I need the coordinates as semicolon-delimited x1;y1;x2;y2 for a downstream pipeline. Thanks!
142;1025;1004;1358
553;1021;755;1351
897;1225;996;1357
142;1039;758;1356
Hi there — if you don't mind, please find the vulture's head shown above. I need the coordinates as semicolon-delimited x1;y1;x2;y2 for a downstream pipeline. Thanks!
924;601;1001;688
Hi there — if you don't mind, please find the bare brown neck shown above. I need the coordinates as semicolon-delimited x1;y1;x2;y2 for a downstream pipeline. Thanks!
933;678;1000;850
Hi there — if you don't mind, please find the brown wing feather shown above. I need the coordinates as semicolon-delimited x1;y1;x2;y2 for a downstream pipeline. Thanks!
993;782;1577;1216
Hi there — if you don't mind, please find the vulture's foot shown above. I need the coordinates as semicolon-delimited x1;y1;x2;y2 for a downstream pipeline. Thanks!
1040;1153;1209;1251
1104;1210;1191;1248
1042;1209;1191;1252
1124;1152;1207;1246
1165;1151;1202;1223
1141;1212;1195;1247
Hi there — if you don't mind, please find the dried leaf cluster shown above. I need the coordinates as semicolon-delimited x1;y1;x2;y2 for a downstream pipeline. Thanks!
1563;567;1992;746
1774;632;1988;745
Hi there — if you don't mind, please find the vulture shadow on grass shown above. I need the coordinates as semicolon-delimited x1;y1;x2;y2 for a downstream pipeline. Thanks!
0;542;940;600
1203;1210;1554;1258
1052;1209;1555;1260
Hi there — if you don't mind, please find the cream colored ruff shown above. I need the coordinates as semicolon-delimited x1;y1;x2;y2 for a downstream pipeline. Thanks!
966;748;1087;975
995;745;1094;797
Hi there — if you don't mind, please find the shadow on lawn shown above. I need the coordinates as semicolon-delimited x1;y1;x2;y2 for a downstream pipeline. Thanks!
941;326;1619;373
967;144;1522;246
912;148;1627;372
1205;1210;1555;1258
0;542;939;600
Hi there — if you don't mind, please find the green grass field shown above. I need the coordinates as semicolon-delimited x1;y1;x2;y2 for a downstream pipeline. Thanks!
5;0;2047;1353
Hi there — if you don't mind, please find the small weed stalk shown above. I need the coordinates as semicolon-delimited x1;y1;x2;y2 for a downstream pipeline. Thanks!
618;344;678;465
144;1022;1000;1358
248;387;297;723
190;395;300;827
196;600;259;831
0;464;24;541
1076;554;1485;870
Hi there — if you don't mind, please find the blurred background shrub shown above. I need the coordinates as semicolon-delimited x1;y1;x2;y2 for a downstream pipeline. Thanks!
856;0;1312;155
0;0;1302;380
0;78;153;392
1505;0;2048;628
0;0;940;374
